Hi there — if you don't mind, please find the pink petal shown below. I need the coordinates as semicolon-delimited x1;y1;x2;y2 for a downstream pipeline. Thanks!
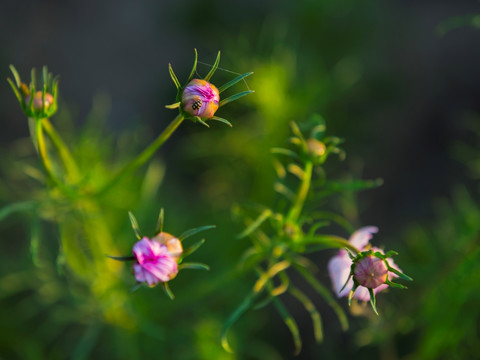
328;252;353;298
132;237;155;264
349;226;378;250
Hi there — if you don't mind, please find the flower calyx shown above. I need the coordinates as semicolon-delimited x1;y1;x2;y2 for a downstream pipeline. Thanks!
165;49;254;128
341;249;413;315
8;65;59;119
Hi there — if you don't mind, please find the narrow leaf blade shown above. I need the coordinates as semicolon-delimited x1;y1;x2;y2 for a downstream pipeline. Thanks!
219;90;254;107
218;71;254;93
204;51;221;81
179;225;215;241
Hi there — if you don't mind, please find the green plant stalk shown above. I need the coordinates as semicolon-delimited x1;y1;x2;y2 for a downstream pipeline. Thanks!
35;117;69;192
41;118;80;181
97;113;184;195
288;160;313;222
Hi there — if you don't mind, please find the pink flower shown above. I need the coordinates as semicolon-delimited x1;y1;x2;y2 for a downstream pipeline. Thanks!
328;227;399;302
132;237;179;287
182;79;220;119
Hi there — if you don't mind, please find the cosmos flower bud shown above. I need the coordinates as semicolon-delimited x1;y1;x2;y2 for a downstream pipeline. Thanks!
25;91;54;111
306;138;326;157
131;237;179;287
182;79;220;119
353;254;388;289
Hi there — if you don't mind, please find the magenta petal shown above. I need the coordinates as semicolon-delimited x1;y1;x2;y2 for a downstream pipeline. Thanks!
353;286;371;301
349;226;378;250
132;237;155;264
328;253;353;298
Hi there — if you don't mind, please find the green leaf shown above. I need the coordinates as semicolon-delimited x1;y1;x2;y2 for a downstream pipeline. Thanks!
0;201;36;222
72;321;101;360
155;208;165;234
181;238;206;259
210;116;232;127
128;211;142;240
270;147;299;159
168;63;181;89
253;261;290;293
309;211;355;233
221;291;260;353
204;50;221;81
274;182;295;201
272;297;302;355
219;90;254;107
293;262;348;331
9;64;21;87
178;262;210;271
218;71;254;93
179;225;215;241
129;283;144;293
186;48;198;84
236;209;272;239
289;286;323;343
302;234;358;254
105;254;136;261
162;282;175;300
42;66;48;88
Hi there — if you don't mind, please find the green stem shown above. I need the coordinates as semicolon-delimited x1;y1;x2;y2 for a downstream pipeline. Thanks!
41;118;80;181
97;114;184;195
35;118;64;189
288;160;313;222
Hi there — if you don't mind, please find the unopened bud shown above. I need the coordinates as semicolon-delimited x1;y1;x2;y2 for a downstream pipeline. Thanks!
306;138;326;157
182;79;220;119
25;91;54;111
353;255;388;289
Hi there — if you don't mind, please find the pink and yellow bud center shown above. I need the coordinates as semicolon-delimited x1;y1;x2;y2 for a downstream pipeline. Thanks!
182;79;220;119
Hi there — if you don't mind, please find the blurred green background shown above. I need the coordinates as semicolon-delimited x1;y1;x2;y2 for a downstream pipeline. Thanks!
1;0;480;359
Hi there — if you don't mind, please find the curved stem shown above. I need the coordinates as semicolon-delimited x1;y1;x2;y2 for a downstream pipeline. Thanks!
41;118;80;181
288;160;313;222
97;114;184;195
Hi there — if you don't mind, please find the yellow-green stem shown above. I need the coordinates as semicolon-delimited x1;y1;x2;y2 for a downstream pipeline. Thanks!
288;160;313;222
41;118;80;181
97;114;184;195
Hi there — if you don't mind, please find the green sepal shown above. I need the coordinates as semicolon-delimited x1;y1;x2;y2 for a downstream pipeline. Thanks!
185;48;198;84
30;68;36;90
204;50;221;81
9;65;21;87
369;288;379;315
105;255;136;261
162;282;175;300
128;211;142;240
0;200;36;222
7;78;22;105
155;208;165;235
165;102;181;109
218;71;253;93
219;90;254;107
180;238;206;259
178;262;210;271
168;63;181;89
210;116;232;127
385;279;407;289
387;266;413;281
194;116;210;127
178;225;215;241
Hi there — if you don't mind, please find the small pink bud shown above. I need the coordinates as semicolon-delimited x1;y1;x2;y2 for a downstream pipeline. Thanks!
132;237;179;287
182;79;219;119
353;255;388;289
306;138;326;157
25;91;54;111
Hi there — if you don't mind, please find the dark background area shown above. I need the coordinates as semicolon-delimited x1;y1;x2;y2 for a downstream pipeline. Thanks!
1;0;480;359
